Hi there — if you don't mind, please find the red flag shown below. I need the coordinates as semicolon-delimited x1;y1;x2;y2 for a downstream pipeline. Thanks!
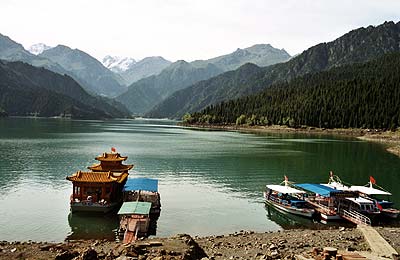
111;147;116;153
284;175;288;181
370;176;376;185
376;202;383;211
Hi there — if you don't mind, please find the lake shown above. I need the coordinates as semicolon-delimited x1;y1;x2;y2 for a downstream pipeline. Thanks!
0;117;399;242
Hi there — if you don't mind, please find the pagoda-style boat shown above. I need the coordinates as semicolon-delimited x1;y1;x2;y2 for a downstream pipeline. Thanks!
66;149;132;213
264;176;315;218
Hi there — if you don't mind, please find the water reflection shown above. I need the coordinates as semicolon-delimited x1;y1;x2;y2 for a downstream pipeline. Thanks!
265;205;355;230
67;213;119;241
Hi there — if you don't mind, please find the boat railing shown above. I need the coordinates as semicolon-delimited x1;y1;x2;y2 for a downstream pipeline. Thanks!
339;209;371;226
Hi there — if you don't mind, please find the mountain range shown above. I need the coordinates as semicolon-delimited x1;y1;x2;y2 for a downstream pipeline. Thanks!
0;60;129;119
116;44;291;115
147;21;400;119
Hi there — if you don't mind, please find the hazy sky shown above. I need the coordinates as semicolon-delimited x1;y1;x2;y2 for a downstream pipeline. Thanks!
1;0;399;62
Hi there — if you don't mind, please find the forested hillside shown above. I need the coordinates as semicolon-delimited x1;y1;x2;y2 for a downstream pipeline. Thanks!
187;53;400;130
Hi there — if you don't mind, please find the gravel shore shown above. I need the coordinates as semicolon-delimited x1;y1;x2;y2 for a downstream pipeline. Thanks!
1;227;398;260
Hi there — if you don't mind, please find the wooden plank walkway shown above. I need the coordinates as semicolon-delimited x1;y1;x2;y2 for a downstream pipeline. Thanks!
357;225;398;259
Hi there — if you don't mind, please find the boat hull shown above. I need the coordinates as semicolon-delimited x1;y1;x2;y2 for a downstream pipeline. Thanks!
264;197;314;218
70;202;120;213
381;209;399;219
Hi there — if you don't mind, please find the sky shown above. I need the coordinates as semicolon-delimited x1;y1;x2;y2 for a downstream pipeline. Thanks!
0;0;399;62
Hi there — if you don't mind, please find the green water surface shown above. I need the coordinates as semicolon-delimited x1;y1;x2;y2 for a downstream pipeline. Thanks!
0;117;398;242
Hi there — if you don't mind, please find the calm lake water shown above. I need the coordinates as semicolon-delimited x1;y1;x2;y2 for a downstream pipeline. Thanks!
0;117;399;242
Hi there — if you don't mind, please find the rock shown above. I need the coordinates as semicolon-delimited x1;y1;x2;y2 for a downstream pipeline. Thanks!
271;250;280;259
149;241;163;247
339;227;346;232
40;244;53;251
262;244;269;249
10;247;16;253
55;251;79;260
270;244;278;250
81;248;98;260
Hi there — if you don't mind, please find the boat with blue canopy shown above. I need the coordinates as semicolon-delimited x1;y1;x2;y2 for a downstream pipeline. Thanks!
295;183;357;221
264;177;315;218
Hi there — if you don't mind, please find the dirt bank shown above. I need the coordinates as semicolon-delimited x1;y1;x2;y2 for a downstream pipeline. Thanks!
2;227;399;260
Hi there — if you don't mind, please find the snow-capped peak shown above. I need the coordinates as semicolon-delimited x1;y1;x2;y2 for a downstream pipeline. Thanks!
102;55;136;73
27;43;52;55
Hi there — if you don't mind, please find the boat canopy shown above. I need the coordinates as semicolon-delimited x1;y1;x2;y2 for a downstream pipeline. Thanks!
266;185;305;194
321;182;350;190
124;178;158;192
296;183;340;197
118;201;152;215
349;186;391;195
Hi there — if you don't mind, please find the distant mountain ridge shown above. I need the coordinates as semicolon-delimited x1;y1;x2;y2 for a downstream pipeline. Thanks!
147;21;400;119
0;60;130;119
39;45;126;97
116;43;290;115
192;44;291;71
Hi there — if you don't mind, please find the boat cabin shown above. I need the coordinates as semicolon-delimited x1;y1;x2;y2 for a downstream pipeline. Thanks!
339;197;380;216
66;171;128;213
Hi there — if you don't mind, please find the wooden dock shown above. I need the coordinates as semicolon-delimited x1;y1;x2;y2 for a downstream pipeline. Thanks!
357;225;398;259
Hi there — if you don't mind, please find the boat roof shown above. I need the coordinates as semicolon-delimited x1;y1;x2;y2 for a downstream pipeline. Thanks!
266;184;305;194
124;178;158;192
66;171;128;183
321;182;350;190
345;197;375;204
296;183;340;197
118;201;152;215
349;186;391;195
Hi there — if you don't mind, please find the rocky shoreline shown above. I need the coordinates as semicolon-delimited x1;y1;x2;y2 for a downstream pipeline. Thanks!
0;227;399;260
182;124;400;158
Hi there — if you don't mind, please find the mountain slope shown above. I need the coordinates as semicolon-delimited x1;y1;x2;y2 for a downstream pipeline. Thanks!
0;60;130;119
116;61;223;114
119;56;172;85
148;21;400;119
39;45;126;97
188;52;400;129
